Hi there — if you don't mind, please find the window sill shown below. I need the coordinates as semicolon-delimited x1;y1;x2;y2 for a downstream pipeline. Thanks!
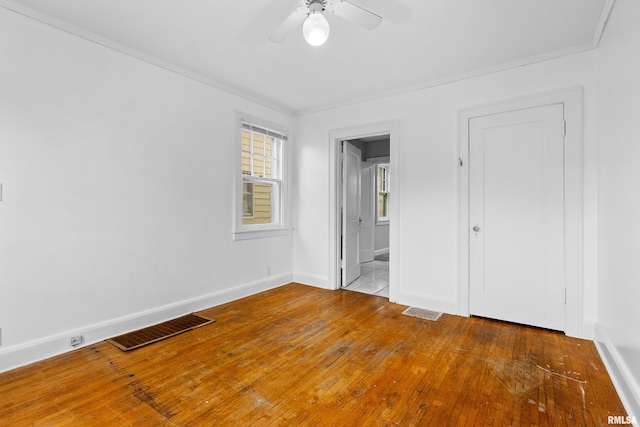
233;227;290;241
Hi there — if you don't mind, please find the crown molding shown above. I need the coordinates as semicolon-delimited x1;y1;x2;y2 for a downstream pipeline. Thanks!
593;0;617;47
294;42;595;116
0;0;293;116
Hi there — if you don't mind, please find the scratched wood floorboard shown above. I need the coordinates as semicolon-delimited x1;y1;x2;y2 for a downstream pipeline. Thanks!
0;283;627;426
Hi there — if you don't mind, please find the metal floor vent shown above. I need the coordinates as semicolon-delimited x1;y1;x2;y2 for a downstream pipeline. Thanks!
402;307;443;321
107;313;215;351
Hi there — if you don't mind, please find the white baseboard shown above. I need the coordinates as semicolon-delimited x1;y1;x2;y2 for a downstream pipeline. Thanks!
581;317;596;340
293;272;329;289
395;291;458;315
374;248;389;257
0;273;293;374
595;323;640;418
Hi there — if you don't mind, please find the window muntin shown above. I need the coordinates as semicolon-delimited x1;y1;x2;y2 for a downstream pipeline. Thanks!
377;164;390;222
240;122;285;228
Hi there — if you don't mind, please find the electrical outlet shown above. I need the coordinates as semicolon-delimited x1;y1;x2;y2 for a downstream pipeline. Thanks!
266;266;271;276
70;335;83;347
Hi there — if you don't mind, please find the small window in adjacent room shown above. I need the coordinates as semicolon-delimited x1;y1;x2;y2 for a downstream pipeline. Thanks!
234;116;288;240
377;163;390;222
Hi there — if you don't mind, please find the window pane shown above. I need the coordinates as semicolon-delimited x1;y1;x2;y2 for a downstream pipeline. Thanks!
254;158;265;178
378;167;388;192
264;137;273;157
254;134;264;155
242;181;274;225
265;157;275;179
378;193;388;219
242;153;252;175
242;131;252;153
243;183;254;217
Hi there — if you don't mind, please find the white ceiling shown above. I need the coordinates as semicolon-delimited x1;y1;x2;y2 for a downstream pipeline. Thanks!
2;0;609;114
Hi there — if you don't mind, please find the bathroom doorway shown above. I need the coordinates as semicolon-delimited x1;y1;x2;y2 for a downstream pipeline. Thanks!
340;135;390;298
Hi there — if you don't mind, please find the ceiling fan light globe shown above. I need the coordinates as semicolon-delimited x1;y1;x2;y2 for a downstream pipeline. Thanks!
303;13;330;46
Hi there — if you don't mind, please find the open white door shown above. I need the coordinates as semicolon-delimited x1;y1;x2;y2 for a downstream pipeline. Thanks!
342;142;362;286
469;104;565;331
359;162;375;263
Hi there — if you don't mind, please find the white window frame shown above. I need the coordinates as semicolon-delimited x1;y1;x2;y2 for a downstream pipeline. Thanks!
376;163;390;224
233;113;289;240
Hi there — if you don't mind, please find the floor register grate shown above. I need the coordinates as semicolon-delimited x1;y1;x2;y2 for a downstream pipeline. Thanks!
402;307;443;321
107;313;215;351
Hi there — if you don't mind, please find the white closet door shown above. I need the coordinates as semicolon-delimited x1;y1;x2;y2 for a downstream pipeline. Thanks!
469;104;565;331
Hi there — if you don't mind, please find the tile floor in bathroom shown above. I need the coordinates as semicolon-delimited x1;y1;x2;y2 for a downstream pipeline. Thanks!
342;260;389;298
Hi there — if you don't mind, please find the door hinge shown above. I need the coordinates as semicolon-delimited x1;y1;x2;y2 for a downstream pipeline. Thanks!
563;288;567;304
562;120;567;137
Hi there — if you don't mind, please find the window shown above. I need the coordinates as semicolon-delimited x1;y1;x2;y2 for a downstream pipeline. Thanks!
377;164;390;222
235;117;288;239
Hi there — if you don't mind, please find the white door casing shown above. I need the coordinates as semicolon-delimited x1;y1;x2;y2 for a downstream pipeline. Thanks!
360;162;375;263
458;87;584;338
469;104;565;331
342;142;362;286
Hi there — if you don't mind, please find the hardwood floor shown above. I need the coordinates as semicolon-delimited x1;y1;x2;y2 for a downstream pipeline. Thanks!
0;283;626;426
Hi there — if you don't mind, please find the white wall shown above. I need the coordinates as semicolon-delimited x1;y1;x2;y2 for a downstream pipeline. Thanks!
4;4;632;403
293;50;599;329
0;8;293;371
375;224;389;255
595;0;640;415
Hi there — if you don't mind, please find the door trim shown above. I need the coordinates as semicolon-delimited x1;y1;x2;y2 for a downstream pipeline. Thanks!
329;121;399;301
458;87;584;337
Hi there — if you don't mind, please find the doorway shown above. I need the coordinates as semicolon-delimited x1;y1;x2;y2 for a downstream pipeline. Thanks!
341;136;391;297
458;88;584;337
328;121;399;302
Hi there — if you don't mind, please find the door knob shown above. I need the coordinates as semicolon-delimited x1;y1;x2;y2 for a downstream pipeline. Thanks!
472;225;480;232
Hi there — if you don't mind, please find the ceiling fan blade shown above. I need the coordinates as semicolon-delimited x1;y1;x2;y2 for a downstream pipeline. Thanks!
330;0;382;30
269;5;308;43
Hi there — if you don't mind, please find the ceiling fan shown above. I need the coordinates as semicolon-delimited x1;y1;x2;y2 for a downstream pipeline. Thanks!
270;0;382;47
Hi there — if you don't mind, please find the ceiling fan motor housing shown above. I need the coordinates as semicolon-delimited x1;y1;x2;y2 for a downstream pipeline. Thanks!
306;0;327;14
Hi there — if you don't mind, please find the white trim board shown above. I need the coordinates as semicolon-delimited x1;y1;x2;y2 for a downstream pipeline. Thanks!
374;249;389;257
593;0;617;47
292;273;329;289
328;121;400;302
595;324;640;418
457;87;585;338
0;273;292;374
